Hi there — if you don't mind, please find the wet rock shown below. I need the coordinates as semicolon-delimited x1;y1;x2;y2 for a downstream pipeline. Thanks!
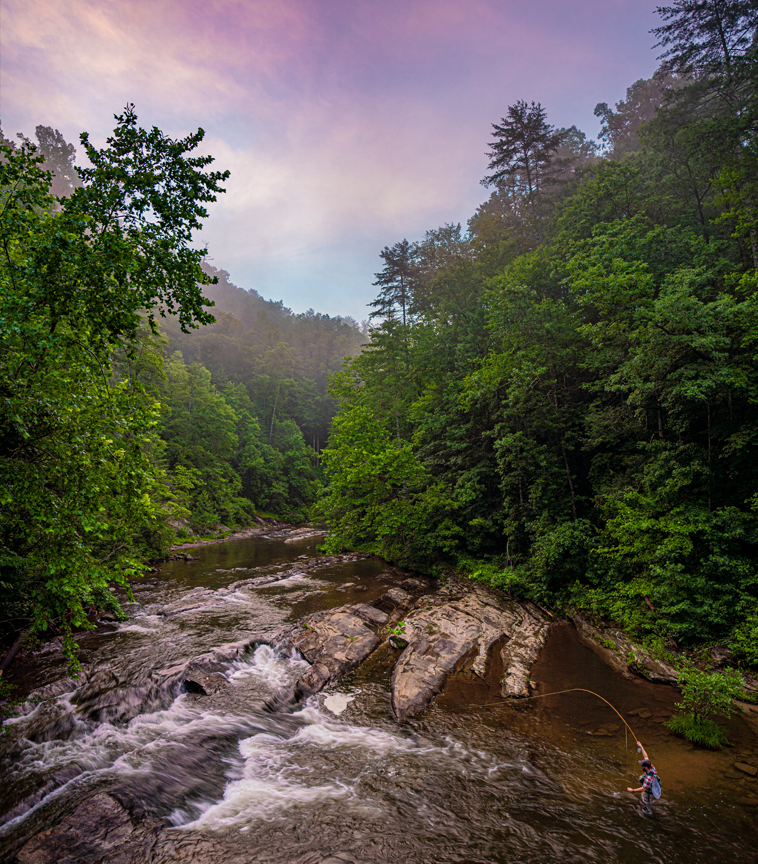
499;605;553;698
401;578;427;591
290;604;388;694
390;584;553;720
389;634;409;650
336;582;356;592
374;588;414;614
351;603;390;628
181;678;208;695
573;615;679;683
735;762;758;777
16;793;156;864
283;527;328;544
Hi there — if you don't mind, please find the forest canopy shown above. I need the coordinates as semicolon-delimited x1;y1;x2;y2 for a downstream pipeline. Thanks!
318;0;758;663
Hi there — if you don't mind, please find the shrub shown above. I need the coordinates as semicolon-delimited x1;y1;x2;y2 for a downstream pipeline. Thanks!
665;668;745;748
666;713;730;748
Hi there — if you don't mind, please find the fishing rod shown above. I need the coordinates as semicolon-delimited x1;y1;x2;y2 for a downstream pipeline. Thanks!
483;687;640;749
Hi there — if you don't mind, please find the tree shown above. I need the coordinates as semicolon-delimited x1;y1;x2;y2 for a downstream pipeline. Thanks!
653;0;758;78
368;239;418;327
653;1;758;266
482;100;564;205
594;75;677;157
0;107;228;665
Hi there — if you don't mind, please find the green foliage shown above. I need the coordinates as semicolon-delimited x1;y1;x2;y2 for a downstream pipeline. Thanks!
665;713;730;749
665;668;746;748
0;108;227;667
675;668;745;720
317;406;452;566
320;8;758;668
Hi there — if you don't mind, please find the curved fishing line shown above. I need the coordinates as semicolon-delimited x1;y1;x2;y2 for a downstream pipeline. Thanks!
483;687;639;744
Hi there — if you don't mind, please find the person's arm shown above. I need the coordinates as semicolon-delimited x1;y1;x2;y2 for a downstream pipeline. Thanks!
637;741;649;761
627;786;643;792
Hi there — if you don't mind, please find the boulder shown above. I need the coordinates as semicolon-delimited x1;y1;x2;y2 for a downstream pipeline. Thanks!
374;588;414;614
390;584;553;720
15;793;159;864
499;605;553;698
290;604;388;694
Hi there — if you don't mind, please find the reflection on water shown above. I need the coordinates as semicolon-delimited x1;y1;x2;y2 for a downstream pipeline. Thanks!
1;537;756;864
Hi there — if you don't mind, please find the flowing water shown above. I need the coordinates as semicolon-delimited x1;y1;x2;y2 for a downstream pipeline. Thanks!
1;536;757;864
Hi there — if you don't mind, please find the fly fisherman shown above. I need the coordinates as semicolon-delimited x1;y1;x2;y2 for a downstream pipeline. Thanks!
626;741;659;816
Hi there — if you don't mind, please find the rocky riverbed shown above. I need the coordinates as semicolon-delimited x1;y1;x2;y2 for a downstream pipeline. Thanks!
2;531;757;864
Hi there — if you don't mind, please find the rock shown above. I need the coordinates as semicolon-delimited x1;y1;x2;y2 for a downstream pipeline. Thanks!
499;605;553;698
401;578;426;591
16;793;152;864
735;762;758;777
290;604;388;694
336;583;356;592
353;585;368;592
374;588;414;614
390;584;553;720
389;634;409;650
283;527;328;544
573;615;679;683
352;603;390;628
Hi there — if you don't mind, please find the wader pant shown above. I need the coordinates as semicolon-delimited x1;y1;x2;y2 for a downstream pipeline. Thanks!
640;789;654;816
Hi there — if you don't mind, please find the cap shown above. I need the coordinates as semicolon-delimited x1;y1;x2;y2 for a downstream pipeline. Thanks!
638;758;652;767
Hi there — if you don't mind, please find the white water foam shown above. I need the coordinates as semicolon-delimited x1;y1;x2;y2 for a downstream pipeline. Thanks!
226;644;309;688
178;698;470;832
6;693;256;786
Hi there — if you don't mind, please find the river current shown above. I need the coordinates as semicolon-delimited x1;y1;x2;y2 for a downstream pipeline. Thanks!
1;535;756;864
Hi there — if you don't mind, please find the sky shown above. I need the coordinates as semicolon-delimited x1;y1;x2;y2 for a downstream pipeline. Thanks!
1;0;663;320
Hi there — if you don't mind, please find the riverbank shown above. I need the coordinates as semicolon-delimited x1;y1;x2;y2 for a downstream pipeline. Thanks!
169;522;328;553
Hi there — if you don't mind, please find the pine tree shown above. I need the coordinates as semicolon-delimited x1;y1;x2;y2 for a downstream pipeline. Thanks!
482;100;564;205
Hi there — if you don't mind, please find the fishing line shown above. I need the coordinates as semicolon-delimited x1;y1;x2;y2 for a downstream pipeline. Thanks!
483;687;640;748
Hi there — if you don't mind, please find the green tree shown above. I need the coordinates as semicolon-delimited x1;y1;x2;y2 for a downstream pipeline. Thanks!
483;100;564;205
0;107;228;664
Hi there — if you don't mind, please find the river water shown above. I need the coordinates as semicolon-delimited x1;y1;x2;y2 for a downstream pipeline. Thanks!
1;536;756;864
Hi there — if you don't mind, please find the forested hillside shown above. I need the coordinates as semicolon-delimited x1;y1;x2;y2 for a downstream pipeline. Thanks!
319;2;758;663
0;111;363;662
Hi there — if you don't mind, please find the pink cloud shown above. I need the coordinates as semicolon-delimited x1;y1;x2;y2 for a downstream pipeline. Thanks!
1;0;661;316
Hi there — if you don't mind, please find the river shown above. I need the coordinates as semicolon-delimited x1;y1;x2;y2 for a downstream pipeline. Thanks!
1;534;756;864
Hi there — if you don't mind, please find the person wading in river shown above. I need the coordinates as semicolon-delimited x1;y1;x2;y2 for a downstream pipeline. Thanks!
626;741;658;816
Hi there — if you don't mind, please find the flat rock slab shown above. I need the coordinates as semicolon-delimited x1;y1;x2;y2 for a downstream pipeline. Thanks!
390;584;552;720
735;762;758;776
291;604;389;693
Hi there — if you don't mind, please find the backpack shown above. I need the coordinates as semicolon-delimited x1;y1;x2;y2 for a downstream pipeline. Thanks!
651;774;662;799
639;770;662;799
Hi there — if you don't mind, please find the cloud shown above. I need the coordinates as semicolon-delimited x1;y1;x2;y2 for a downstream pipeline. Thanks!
1;0;661;316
